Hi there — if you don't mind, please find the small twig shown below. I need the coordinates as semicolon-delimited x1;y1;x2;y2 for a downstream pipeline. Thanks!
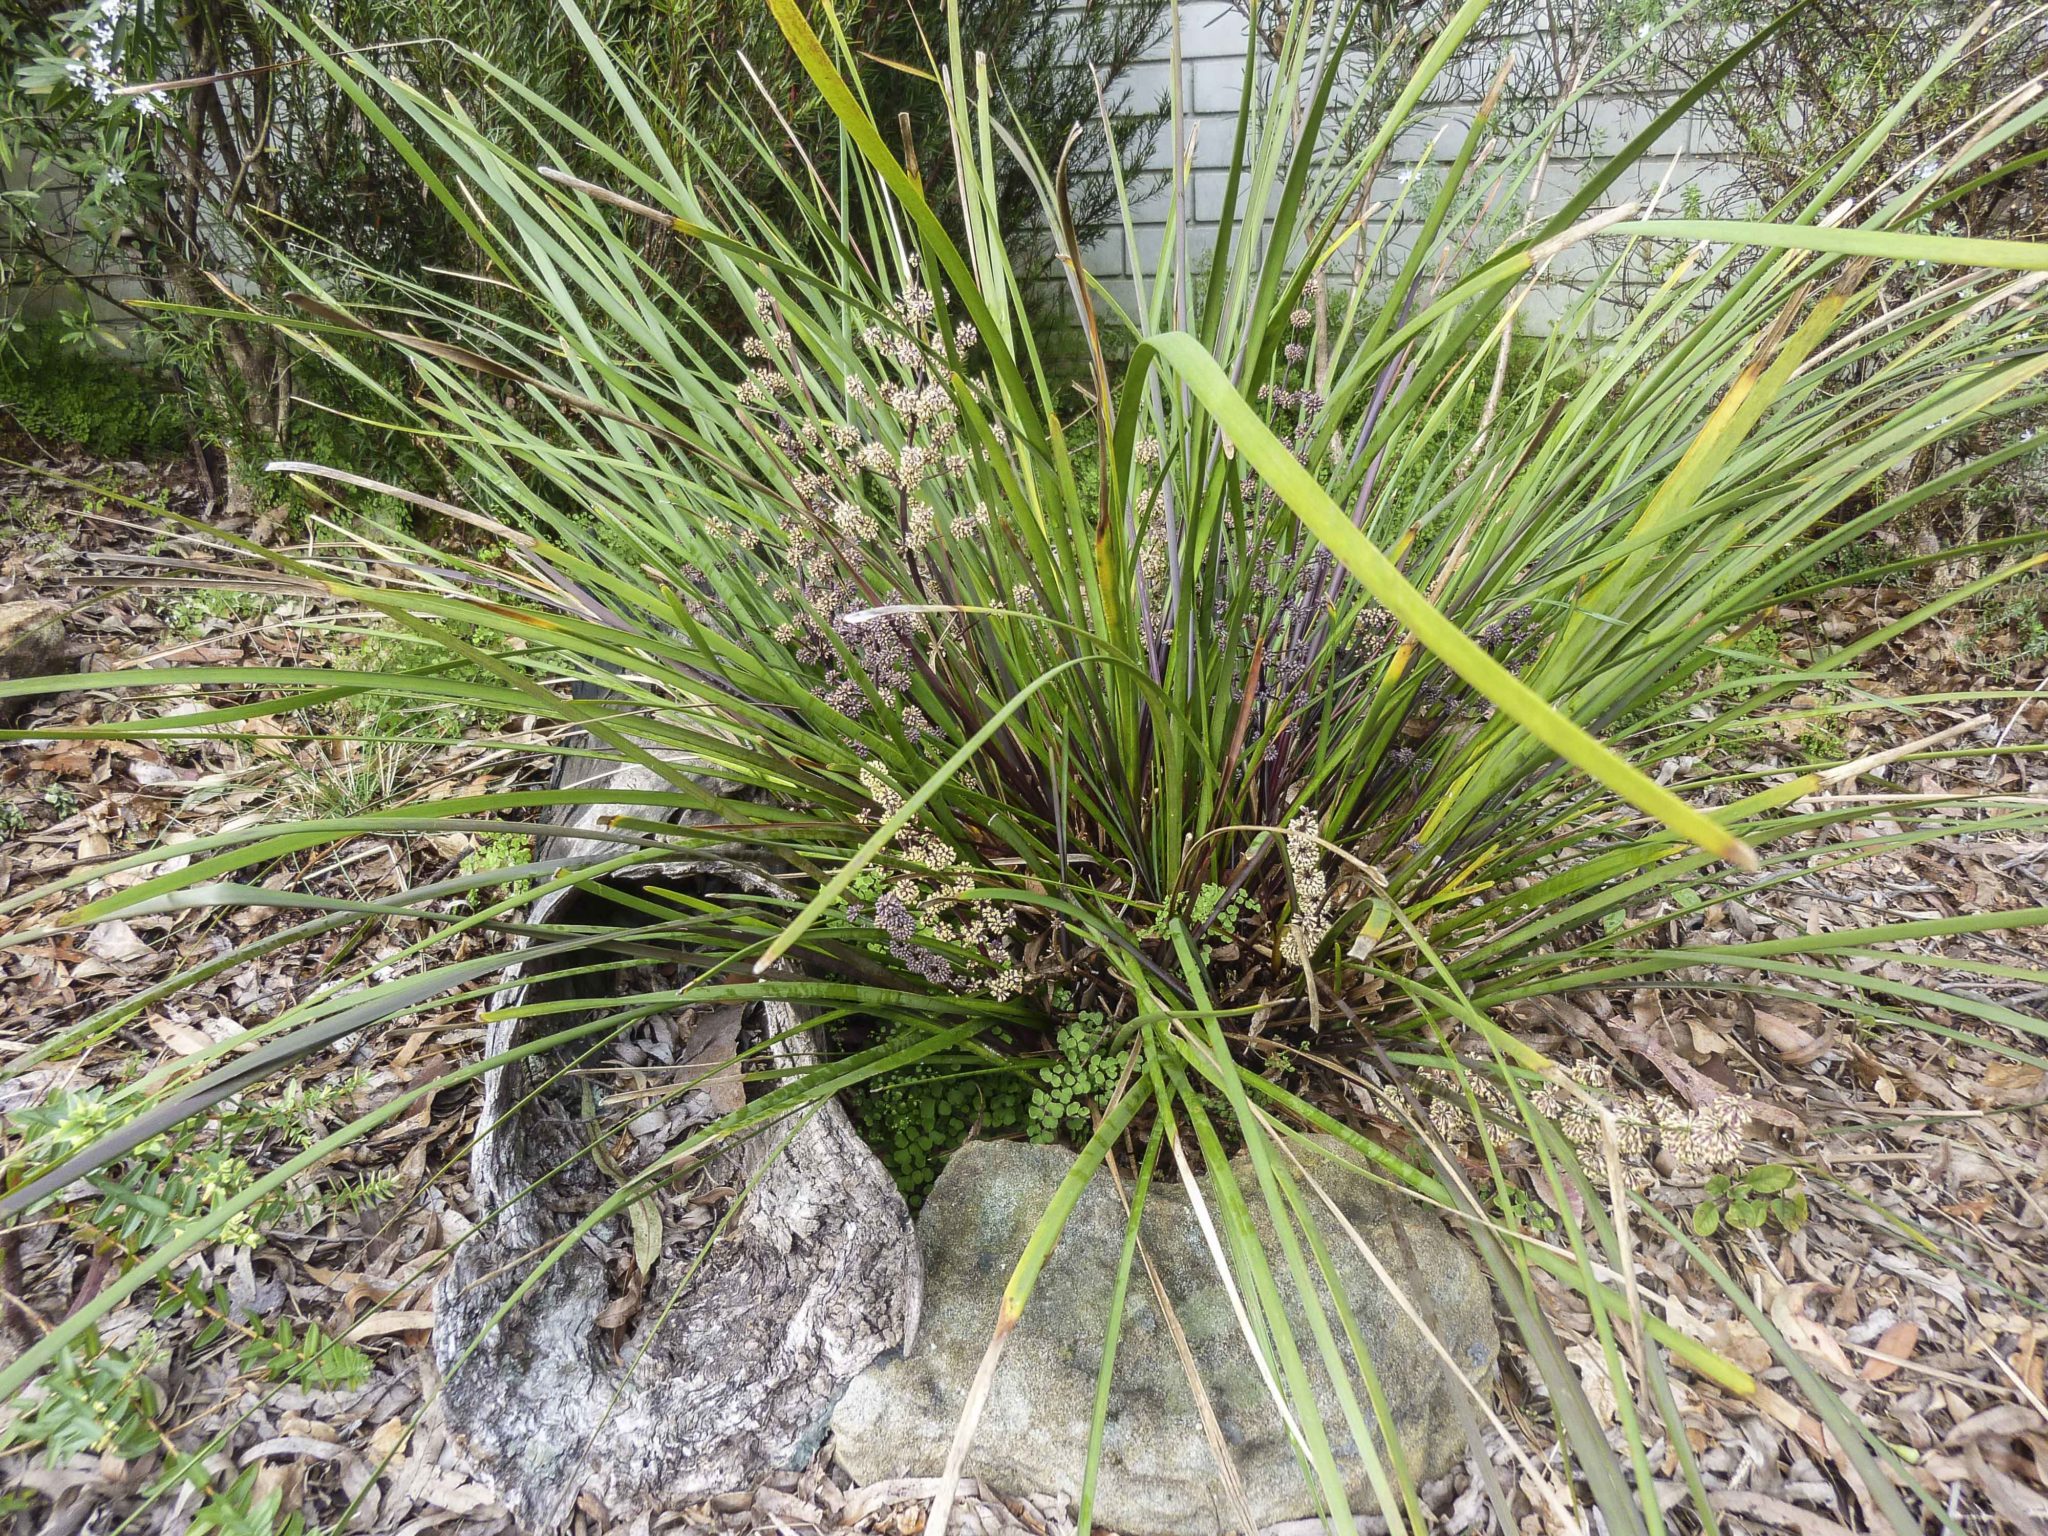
1981;674;2048;789
1;1225;43;1342
1812;714;1993;792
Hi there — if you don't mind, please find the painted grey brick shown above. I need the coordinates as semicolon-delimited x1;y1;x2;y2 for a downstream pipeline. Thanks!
1172;1;1253;61
1072;14;1756;332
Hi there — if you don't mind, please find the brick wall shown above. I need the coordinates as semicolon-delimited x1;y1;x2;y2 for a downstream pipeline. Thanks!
1073;1;1747;332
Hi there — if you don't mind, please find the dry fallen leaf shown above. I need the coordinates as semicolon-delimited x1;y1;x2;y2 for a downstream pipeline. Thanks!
82;920;152;963
347;1309;435;1340
1753;1003;1833;1067
1689;1016;1734;1056
1974;1060;2046;1108
1946;1403;2047;1446
1567;1343;1620;1427
1963;1442;2048;1532
1692;1313;1775;1375
682;1005;748;1117
1861;1319;1919;1383
1753;1383;1833;1460
366;1419;408;1464
406;1463;499;1516
1709;1490;1860;1536
1769;1282;1857;1380
146;1015;212;1056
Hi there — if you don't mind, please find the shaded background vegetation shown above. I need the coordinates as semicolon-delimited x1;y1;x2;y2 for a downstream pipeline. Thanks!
2;0;1163;498
3;0;2041;561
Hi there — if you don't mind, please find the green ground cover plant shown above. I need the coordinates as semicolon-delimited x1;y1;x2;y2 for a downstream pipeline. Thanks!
3;0;2047;1530
0;320;186;457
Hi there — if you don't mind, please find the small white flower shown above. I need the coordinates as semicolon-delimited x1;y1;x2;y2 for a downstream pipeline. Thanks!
896;444;934;485
832;500;878;542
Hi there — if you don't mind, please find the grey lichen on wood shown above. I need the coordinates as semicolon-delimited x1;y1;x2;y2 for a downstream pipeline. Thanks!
432;750;919;1530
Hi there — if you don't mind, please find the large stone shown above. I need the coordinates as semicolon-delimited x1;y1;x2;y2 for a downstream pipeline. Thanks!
0;600;67;723
831;1139;1497;1535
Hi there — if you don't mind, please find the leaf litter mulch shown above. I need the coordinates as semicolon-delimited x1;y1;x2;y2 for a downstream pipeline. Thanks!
1;461;2044;1536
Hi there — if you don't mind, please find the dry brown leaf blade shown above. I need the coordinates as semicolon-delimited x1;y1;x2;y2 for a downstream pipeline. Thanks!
1753;1003;1834;1067
1860;1319;1919;1383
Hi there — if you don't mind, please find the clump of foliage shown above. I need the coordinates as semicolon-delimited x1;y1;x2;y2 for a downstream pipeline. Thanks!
236;1317;371;1391
0;1334;163;1464
460;830;538;897
862;0;1165;294
161;587;276;639
6;1087;280;1250
1977;569;2048;671
1691;1163;1808;1237
1656;0;2048;548
0;1067;386;1514
181;1465;308;1536
855;1008;1129;1196
1026;1013;1125;1143
1;0;459;486
851;1029;1030;1197
1673;0;2047;233
0;320;186;457
2;0;1161;488
4;2;2047;1532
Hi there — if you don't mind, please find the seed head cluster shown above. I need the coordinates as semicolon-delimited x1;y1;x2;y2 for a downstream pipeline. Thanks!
845;768;1026;1001
1278;812;1332;967
726;281;1004;738
1415;1060;1750;1181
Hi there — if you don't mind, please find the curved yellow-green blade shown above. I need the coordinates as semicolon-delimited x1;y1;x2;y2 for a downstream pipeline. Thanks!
1118;330;1757;870
1609;219;2048;272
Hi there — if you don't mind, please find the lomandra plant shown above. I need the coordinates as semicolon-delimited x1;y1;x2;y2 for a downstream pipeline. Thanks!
5;0;2048;1531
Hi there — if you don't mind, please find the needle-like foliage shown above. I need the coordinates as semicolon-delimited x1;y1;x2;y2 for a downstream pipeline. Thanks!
5;1;2048;1530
